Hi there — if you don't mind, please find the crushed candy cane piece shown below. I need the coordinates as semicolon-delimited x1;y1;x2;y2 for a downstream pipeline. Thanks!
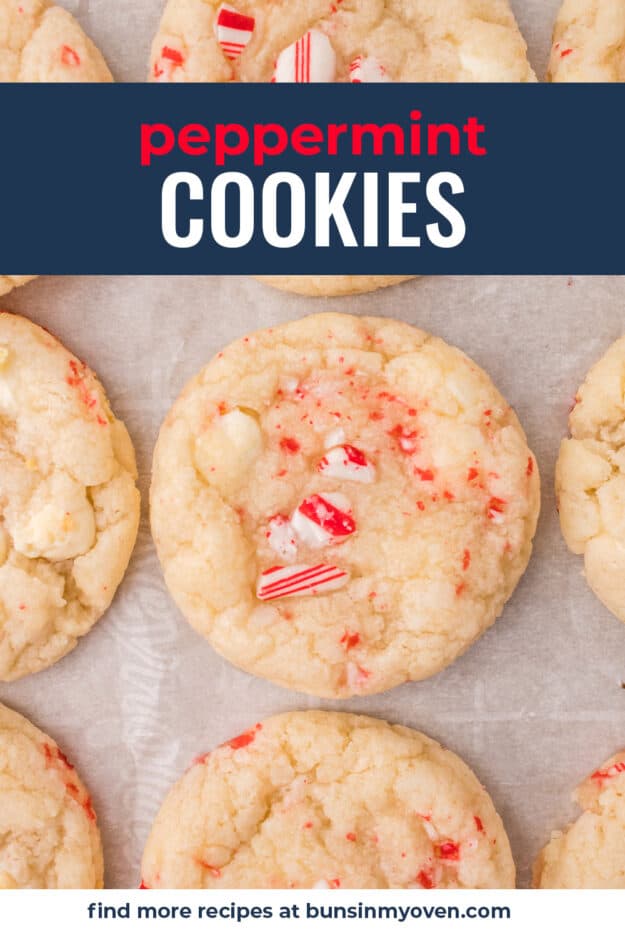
436;841;460;861
273;29;336;83
318;444;376;483
257;564;349;600
592;761;625;783
324;427;346;449
215;4;255;61
266;514;297;561
349;55;390;83
291;492;356;547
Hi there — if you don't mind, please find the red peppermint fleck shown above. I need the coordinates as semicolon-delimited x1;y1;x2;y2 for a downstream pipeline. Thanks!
303;821;314;829
487;497;507;518
369;411;383;421
474;816;484;833
417;869;434;889
346;832;357;842
467;467;479;482
443;490;455;502
436;841;461;861
61;45;81;67
280;436;300;454
226;723;262;750
483;410;492;417
328;878;341;889
340;631;360;651
462;549;471;571
415;467;435;482
527;456;534;477
389;425;418;453
560;48;573;58
162;45;184;64
455;582;466;597
416;501;426;512
139;881;150;889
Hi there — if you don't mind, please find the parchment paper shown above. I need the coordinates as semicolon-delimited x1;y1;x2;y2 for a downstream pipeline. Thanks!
3;0;625;890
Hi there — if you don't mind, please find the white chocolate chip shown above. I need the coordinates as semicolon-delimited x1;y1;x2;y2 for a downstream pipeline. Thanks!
323;428;346;449
9;474;96;562
195;407;262;495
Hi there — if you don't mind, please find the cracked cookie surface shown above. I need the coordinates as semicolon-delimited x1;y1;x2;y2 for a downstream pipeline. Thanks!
0;312;140;681
556;337;625;623
0;702;103;888
148;0;534;297
0;0;112;297
141;710;515;889
151;312;540;698
548;0;625;81
534;751;625;888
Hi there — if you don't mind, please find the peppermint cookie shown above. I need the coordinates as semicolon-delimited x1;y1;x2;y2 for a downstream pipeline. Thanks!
141;710;515;889
548;0;625;81
0;312;140;681
0;702;103;887
534;751;625;888
556;337;625;623
151;313;540;698
149;0;534;297
0;0;113;296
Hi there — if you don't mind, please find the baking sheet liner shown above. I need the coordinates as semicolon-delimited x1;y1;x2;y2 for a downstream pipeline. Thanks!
2;0;624;889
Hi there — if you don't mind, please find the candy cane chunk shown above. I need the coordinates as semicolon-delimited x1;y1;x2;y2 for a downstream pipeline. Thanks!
318;445;376;483
0;703;103;887
291;492;356;548
215;4;255;61
273;29;336;83
266;514;298;561
257;564;349;600
141;711;515;888
534;750;625;888
349;55;390;83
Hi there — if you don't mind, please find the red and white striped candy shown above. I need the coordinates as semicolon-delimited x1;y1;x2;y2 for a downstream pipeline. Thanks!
349;55;390;83
266;514;297;561
273;29;336;83
318;444;376;483
215;4;255;61
257;564;349;600
291;492;356;548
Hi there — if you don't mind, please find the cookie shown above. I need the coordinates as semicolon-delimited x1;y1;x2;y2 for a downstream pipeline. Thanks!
548;0;625;81
151;312;540;698
257;275;414;298
534;751;625;888
148;0;534;297
0;702;103;887
0;312;140;681
141;710;515;889
556;337;625;623
0;0;113;296
0;277;36;299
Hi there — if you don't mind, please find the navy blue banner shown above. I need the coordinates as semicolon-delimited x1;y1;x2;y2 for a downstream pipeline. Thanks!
0;83;621;274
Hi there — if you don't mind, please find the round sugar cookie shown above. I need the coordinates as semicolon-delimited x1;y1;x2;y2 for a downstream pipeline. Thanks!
534;751;625;888
556;337;625;624
0;702;103;888
548;0;625;81
0;0;113;297
151;312;540;698
141;710;515;889
148;0;534;297
0;312;140;681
